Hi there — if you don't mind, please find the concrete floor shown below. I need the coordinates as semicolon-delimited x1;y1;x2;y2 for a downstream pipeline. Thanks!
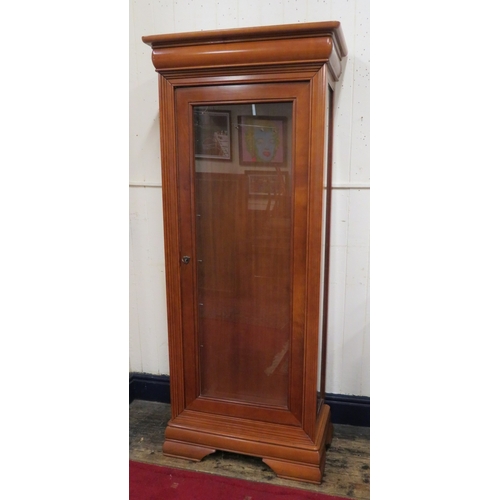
129;399;370;499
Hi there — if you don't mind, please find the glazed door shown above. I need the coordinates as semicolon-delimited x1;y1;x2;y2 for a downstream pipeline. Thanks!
176;82;311;426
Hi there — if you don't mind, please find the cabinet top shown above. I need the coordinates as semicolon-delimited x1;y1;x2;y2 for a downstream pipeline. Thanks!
142;21;347;80
142;21;346;52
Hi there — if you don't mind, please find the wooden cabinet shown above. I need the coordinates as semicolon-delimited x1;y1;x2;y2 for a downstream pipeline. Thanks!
142;21;347;484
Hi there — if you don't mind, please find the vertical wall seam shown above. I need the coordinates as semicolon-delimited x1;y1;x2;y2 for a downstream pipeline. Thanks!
348;0;357;185
131;191;144;373
363;247;370;395
340;189;351;391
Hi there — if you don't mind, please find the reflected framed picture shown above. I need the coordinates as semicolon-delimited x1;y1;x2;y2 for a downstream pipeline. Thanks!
245;170;289;196
194;110;231;160
245;170;289;212
238;116;287;166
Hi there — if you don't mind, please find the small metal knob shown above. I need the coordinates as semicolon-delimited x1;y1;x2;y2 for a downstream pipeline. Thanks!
181;256;191;264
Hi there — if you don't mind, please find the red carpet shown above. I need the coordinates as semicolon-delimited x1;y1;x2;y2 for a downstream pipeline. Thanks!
130;460;351;499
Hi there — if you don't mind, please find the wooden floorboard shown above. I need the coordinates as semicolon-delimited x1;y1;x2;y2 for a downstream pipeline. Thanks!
129;399;370;499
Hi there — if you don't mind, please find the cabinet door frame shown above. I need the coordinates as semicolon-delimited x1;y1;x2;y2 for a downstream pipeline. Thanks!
172;81;312;427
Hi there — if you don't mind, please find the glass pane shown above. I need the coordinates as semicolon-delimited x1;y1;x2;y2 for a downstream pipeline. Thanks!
317;86;334;412
194;102;293;407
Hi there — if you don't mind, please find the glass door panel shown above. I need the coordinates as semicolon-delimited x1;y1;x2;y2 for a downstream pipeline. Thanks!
194;102;293;407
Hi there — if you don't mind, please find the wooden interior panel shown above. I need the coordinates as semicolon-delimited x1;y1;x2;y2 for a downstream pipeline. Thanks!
195;170;291;407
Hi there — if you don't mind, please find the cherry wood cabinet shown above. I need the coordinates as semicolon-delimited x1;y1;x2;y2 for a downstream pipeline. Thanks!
142;21;347;484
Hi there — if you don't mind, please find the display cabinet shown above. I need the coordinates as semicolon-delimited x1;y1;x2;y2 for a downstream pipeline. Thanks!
142;21;347;484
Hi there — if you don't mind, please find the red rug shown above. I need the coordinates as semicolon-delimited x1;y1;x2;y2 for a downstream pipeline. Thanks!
130;460;350;499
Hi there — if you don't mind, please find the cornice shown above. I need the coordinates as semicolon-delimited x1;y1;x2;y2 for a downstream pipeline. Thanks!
142;21;347;81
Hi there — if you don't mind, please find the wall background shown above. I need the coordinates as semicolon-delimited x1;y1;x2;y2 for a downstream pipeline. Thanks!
129;0;370;397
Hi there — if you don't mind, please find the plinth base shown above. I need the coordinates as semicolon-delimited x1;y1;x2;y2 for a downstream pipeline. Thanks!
162;404;333;484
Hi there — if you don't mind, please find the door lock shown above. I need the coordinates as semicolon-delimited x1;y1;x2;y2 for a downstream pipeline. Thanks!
181;256;191;264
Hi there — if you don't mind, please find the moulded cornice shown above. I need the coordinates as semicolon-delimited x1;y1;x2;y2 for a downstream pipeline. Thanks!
142;21;348;81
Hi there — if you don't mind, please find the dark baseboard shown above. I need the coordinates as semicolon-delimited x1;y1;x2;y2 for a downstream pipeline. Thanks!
130;373;170;405
129;373;369;427
325;393;370;427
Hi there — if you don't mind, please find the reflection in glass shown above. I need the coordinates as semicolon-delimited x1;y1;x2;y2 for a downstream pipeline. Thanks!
194;102;293;407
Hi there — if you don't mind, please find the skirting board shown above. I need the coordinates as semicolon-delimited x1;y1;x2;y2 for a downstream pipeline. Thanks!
130;373;369;427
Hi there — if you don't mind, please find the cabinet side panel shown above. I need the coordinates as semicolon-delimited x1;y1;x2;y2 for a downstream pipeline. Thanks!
316;83;335;410
302;67;328;438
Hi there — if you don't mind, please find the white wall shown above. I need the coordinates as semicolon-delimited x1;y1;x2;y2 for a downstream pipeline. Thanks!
129;0;370;397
